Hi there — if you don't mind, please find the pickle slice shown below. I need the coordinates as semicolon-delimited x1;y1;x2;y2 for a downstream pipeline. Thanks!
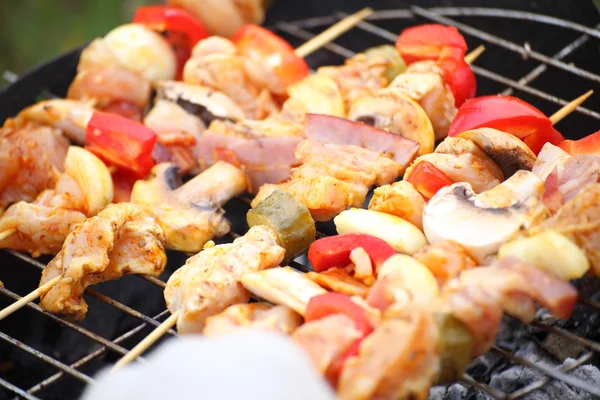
247;189;316;262
434;312;473;384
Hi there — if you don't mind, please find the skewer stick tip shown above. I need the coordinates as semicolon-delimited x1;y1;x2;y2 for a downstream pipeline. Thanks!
111;311;180;372
0;275;60;321
0;228;16;243
549;89;594;125
294;7;374;58
464;45;485;65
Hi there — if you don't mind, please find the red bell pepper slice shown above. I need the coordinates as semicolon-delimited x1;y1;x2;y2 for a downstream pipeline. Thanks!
85;111;157;178
232;24;310;90
559;130;600;156
305;293;373;336
133;5;208;79
395;24;468;65
523;126;565;155
406;161;455;199
438;46;476;107
308;233;396;273
447;95;564;155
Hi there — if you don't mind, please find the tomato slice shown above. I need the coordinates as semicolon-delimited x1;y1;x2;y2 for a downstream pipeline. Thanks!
395;24;468;65
85;111;157;178
133;5;208;79
438;46;476;107
558;129;600;156
406;161;455;199
232;24;310;91
305;293;373;336
308;233;396;273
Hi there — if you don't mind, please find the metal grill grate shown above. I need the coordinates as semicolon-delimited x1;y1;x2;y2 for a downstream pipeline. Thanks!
1;7;600;400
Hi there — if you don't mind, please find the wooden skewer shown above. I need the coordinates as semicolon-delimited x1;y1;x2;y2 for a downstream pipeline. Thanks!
464;45;485;65
549;90;594;125
0;228;16;243
111;311;180;372
0;275;60;321
294;8;373;58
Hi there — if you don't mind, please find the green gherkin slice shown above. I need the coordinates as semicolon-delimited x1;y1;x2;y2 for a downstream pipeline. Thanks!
434;312;473;384
247;189;316;262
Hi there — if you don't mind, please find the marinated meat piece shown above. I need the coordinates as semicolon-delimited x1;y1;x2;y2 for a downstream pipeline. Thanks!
337;309;440;400
39;203;167;320
0;120;69;211
164;225;284;334
203;303;302;337
293;314;363;375
532;183;600;275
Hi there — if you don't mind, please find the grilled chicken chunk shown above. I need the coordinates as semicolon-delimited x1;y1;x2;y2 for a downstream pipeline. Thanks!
39;203;167;320
164;225;285;334
183;38;279;119
317;53;391;105
131;161;247;253
388;61;457;140
252;139;404;221
0;120;69;212
203;303;303;337
0;146;113;256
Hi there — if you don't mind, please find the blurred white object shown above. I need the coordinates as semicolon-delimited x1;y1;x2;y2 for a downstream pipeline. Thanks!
82;330;336;400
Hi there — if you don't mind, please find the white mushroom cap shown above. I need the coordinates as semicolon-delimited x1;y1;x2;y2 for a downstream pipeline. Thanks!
103;24;176;82
423;177;546;263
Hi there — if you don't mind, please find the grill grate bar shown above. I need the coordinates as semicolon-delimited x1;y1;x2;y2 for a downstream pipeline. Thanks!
507;351;595;399
576;295;600;312
0;331;94;384
0;377;41;400
470;65;600;119
21;309;171;398
502;24;598;96
491;346;600;397
0;286;129;356
530;319;600;354
411;6;600;84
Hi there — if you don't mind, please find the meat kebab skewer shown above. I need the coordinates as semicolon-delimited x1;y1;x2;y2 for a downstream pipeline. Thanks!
0;8;375;324
112;190;316;370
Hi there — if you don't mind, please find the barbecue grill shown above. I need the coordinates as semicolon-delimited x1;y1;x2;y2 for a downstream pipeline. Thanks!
1;6;600;400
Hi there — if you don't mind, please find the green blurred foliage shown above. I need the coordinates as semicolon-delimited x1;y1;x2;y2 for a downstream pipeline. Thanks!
0;0;159;76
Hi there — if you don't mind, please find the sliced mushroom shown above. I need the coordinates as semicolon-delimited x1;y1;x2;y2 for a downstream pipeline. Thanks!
348;89;435;156
423;180;547;263
18;99;94;145
404;152;504;193
241;267;328;316
131;161;247;252
155;81;246;124
458;128;536;178
435;136;486;157
103;24;176;81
